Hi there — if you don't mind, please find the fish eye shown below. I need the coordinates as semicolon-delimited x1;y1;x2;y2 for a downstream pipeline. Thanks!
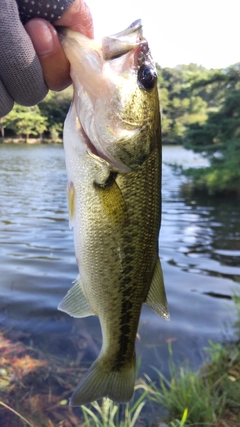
138;65;157;90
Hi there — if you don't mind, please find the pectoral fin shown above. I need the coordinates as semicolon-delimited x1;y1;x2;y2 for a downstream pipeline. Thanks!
58;276;94;318
95;173;127;226
145;257;170;320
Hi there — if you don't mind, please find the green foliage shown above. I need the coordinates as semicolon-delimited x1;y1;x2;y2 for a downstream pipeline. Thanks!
3;104;48;140
140;295;240;426
157;64;209;144
183;63;240;195
145;358;222;425
49;123;63;142
38;87;72;130
81;385;147;427
157;62;240;195
233;294;240;341
2;88;72;141
168;409;188;427
183;151;240;195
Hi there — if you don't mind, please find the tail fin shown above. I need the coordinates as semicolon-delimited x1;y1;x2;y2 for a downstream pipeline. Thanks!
70;354;136;406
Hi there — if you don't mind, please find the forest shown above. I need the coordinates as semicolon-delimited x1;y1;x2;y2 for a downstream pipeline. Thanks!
1;62;240;196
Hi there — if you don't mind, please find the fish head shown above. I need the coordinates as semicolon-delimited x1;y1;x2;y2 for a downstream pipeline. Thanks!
59;20;160;172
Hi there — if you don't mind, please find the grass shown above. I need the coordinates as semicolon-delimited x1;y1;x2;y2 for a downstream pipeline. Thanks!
1;295;240;426
81;385;147;427
142;346;224;425
141;295;240;426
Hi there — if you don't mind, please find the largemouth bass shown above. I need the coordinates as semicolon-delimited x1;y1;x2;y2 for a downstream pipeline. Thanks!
58;20;169;406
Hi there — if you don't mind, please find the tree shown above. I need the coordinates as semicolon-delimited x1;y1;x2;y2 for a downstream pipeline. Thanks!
38;88;72;133
4;105;48;141
183;63;240;195
157;64;209;144
0;117;7;138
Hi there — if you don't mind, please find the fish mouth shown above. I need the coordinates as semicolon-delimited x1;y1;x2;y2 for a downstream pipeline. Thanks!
57;20;143;61
102;19;143;60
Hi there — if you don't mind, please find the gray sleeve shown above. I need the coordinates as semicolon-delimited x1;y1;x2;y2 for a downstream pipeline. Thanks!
0;0;74;118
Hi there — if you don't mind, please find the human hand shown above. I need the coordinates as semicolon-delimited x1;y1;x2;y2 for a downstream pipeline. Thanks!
0;0;93;118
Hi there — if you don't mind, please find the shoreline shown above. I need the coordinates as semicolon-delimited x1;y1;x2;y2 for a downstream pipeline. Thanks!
0;138;180;146
0;137;63;145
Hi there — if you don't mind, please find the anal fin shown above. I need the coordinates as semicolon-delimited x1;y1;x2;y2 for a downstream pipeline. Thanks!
145;257;170;320
58;275;94;318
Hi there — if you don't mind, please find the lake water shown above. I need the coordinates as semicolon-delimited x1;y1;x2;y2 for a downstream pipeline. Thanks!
0;143;240;421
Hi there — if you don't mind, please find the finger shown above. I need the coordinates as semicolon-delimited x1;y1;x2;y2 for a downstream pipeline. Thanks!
54;0;93;39
25;19;71;91
25;0;93;91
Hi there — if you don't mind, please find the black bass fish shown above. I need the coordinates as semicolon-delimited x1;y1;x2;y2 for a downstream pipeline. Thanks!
58;20;169;406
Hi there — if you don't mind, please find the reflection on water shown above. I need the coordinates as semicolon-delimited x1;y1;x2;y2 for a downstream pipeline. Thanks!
0;143;239;398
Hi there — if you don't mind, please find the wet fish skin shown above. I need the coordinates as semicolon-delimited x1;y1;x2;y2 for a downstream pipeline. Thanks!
58;20;169;406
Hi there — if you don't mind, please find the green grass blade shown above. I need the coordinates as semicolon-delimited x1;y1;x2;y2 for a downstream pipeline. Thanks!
81;405;100;425
179;408;188;426
129;401;145;427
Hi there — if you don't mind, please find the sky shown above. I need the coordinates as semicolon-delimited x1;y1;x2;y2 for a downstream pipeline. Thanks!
86;0;239;69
